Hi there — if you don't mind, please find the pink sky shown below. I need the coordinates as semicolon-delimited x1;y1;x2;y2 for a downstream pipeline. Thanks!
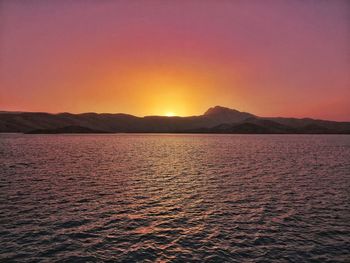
0;0;349;120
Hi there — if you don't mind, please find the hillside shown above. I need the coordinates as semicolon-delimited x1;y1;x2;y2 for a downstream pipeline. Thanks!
0;106;349;134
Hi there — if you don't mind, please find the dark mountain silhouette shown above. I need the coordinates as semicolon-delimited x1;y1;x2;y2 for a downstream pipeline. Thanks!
203;106;254;124
0;106;349;134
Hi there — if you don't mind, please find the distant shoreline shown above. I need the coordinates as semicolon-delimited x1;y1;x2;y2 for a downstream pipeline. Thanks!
1;132;349;135
1;106;350;134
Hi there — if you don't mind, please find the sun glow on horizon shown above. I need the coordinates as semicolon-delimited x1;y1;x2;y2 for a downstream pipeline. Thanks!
164;111;176;117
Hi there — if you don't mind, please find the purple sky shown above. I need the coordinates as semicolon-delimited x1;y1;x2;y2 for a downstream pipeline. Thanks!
0;0;349;120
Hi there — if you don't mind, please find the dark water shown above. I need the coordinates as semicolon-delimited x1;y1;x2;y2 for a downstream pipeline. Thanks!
0;134;349;262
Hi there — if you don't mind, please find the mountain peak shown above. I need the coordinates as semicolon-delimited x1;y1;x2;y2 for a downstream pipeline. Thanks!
203;106;255;124
204;106;241;116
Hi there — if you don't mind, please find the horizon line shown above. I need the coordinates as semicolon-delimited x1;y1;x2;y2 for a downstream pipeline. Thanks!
1;107;350;123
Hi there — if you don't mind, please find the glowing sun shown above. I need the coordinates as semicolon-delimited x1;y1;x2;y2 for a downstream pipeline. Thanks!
165;112;175;117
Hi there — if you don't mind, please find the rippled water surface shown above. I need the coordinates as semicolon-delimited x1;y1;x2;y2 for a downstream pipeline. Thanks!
1;134;350;262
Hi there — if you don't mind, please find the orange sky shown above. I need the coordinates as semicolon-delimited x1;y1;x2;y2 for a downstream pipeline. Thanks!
0;1;349;120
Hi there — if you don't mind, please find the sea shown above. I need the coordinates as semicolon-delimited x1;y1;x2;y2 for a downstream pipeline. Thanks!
0;134;349;262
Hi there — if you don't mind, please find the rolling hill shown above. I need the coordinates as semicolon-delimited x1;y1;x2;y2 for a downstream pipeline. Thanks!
0;106;349;134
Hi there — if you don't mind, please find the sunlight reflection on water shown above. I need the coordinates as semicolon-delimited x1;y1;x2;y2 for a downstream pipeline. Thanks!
0;134;350;262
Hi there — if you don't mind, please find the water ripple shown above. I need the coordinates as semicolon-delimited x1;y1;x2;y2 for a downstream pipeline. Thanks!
0;134;350;262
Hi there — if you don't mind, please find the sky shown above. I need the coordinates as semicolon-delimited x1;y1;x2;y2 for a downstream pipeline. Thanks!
0;0;349;120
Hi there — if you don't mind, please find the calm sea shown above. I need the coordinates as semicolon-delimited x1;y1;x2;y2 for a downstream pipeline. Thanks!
1;134;349;262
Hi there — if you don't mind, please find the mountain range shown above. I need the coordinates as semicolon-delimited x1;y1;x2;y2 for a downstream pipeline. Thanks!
0;106;349;134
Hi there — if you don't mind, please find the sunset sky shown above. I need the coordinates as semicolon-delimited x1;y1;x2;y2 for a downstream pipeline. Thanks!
0;0;349;120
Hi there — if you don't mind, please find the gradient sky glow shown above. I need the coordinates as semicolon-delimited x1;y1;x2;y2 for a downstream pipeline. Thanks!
1;0;349;120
